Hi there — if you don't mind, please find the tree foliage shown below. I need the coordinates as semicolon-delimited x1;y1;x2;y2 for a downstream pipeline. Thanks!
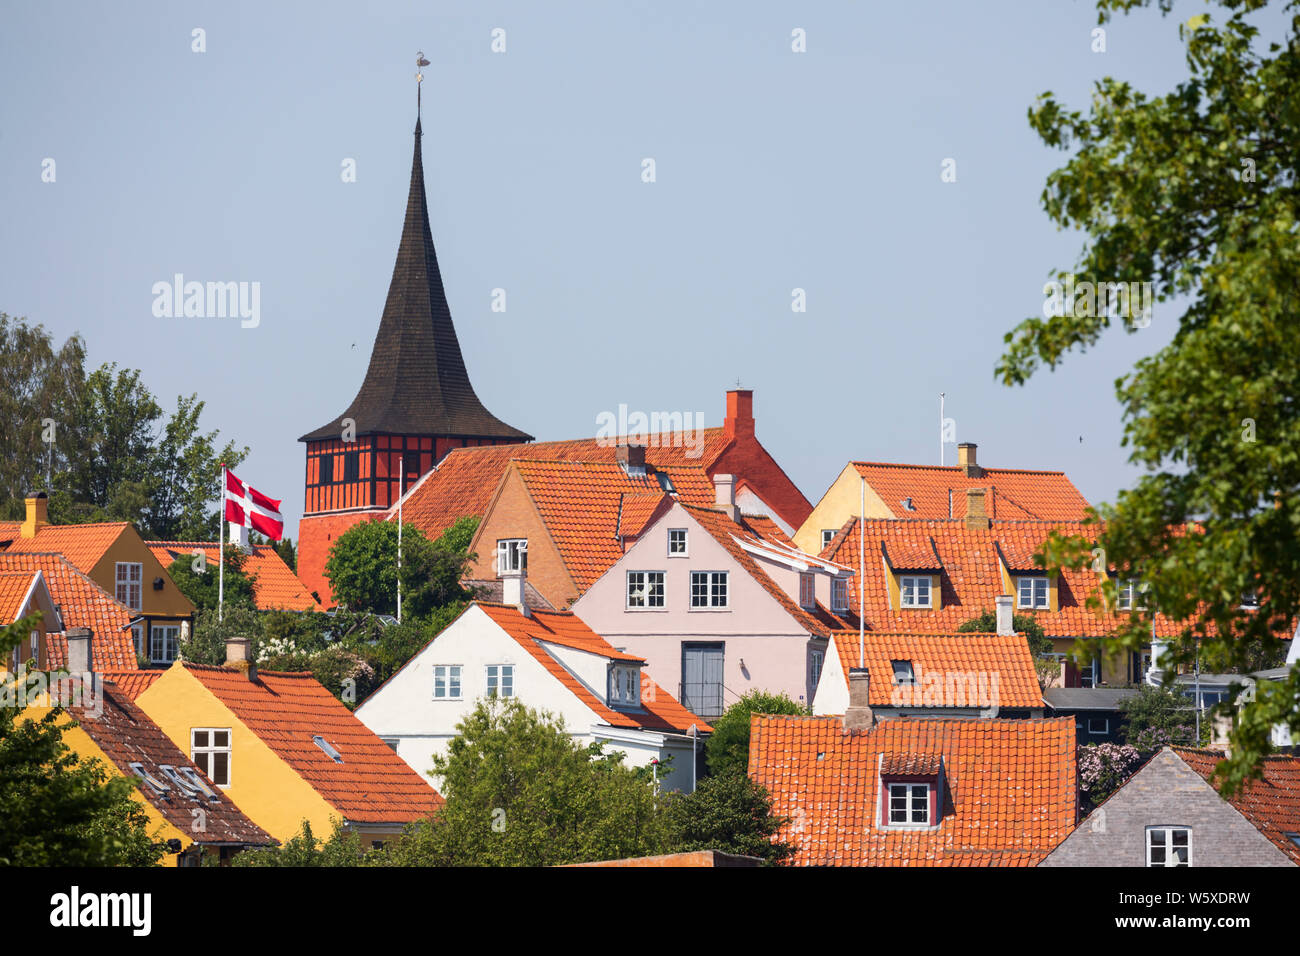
658;770;793;863
325;519;472;618
705;691;809;778
957;608;1054;656
996;0;1300;792
1118;684;1197;747
165;546;257;613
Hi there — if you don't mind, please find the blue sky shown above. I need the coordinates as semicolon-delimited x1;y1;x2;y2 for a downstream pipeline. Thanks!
1;1;1279;537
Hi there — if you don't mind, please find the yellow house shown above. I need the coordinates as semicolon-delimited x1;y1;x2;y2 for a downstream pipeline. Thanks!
1;494;195;665
0;568;59;672
14;630;273;865
132;638;444;845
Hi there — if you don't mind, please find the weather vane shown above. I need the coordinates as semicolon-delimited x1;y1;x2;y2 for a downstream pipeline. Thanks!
415;50;430;117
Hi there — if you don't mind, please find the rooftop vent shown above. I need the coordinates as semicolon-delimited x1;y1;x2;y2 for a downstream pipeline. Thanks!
900;497;916;512
313;735;344;763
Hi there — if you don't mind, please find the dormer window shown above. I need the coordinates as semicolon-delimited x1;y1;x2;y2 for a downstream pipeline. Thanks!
609;664;641;707
831;578;849;612
888;783;930;826
798;573;816;609
1017;576;1049;609
879;753;943;829
668;529;688;556
497;539;527;574
900;576;932;608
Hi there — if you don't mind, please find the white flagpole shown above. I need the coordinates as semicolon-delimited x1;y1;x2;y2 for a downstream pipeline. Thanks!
397;455;403;623
859;475;865;668
218;464;226;623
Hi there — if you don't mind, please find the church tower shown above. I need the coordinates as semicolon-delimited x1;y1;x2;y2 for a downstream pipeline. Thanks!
298;112;531;605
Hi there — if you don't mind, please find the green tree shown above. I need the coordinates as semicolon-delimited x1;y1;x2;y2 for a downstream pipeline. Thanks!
325;520;471;618
1118;684;1197;748
0;314;85;514
957;609;1053;656
146;394;247;540
705;691;809;778
165;546;258;613
434;515;480;554
231;819;365;867
0;614;166;866
398;698;663;866
995;0;1300;792
659;770;793;864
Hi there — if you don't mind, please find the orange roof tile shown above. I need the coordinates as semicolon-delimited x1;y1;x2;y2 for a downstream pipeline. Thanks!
99;669;164;700
826;631;1044;709
67;680;273;847
822;518;1188;639
0;553;138;670
145;541;320;612
4;522;130;573
748;714;1077;866
507;459;714;592
389;432;734;540
476;603;710;734
1176;748;1300;865
0;571;41;623
853;462;1090;521
184;663;443;824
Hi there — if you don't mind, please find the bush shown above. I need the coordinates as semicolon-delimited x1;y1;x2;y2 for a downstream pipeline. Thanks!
705;691;809;778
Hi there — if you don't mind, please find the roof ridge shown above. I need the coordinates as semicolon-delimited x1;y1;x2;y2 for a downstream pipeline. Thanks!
854;461;1067;476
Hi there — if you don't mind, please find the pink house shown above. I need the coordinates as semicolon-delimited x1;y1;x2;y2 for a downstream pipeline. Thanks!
571;480;854;720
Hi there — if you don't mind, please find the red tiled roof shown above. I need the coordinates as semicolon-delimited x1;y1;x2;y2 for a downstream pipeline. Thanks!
1176;748;1300;865
852;462;1090;521
389;432;734;540
99;669;164;700
184;663;443;824
826;631;1044;709
145;541;320;612
748;714;1077;866
4;522;130;572
822;518;1187;639
477;603;710;734
507;459;714;592
880;752;944;776
0;571;40;623
882;538;942;571
0;553;138;670
68;680;274;847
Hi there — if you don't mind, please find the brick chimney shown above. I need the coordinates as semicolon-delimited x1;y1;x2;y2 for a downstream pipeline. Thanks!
21;492;49;538
964;488;989;532
995;594;1014;636
224;636;257;681
957;443;983;478
724;389;754;440
501;564;530;618
616;442;647;477
713;474;739;521
842;667;875;733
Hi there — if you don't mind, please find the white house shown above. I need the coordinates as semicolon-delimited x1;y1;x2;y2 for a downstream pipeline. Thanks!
354;591;710;792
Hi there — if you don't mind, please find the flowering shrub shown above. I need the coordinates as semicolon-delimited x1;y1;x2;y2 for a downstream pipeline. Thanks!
1129;724;1195;751
1078;742;1144;803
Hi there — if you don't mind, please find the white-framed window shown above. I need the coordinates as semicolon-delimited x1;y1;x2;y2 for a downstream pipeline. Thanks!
1079;657;1099;688
1017;576;1049;609
609;665;641;707
115;562;142;610
150;625;180;665
626;571;665;609
486;664;514;698
799;572;816;609
810;649;824;693
433;665;463;699
131;623;145;659
690;571;729;608
1147;827;1191;867
1087;718;1109;736
821;529;836;551
191;728;231;787
831;577;849;612
29;631;39;666
887;782;930;826
668;529;688;556
900;576;932;608
496;539;527;574
1117;579;1147;610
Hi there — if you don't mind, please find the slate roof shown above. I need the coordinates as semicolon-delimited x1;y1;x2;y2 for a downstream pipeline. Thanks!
1176;748;1300;865
748;714;1077;866
145;541;319;612
67;680;273;848
852;462;1090;521
1043;687;1141;711
301;119;530;443
183;663;444;825
825;630;1044;709
476;603;710;735
0;553;138;670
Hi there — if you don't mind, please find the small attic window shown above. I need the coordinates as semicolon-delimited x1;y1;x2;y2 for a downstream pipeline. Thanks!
891;660;916;685
656;471;676;494
900;497;916;512
313;735;344;763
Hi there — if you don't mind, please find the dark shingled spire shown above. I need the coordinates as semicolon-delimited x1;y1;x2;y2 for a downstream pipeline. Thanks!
300;119;532;443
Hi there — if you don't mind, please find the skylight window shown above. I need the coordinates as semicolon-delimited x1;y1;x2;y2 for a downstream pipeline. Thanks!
891;660;916;685
129;762;171;797
313;735;344;763
900;497;916;512
656;472;676;494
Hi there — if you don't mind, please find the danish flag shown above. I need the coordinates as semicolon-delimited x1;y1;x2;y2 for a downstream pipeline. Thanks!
223;467;284;540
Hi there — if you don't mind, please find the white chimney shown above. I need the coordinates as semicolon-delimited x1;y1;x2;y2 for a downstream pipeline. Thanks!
1148;639;1169;684
66;627;92;675
501;566;530;618
713;474;739;521
229;520;250;551
995;595;1014;636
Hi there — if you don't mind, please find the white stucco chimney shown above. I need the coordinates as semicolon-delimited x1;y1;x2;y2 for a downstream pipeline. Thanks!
229;520;250;551
995;594;1014;636
842;668;874;733
713;474;739;521
1147;639;1170;685
501;566;530;618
